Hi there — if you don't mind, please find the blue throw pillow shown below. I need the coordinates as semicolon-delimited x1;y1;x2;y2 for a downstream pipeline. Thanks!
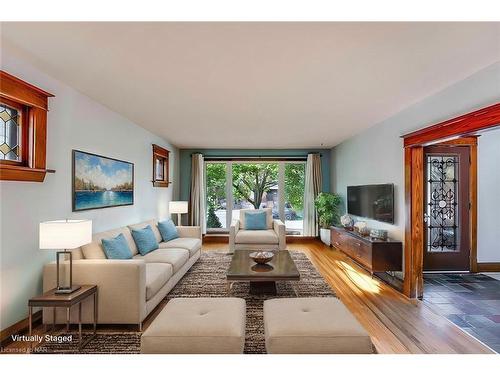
245;210;267;230
158;219;179;242
131;225;159;255
101;233;133;259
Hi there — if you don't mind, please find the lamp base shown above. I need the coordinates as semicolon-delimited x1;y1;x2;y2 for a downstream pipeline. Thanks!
55;285;81;295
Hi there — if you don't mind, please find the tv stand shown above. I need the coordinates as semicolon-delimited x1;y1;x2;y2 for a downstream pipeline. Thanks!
330;226;402;274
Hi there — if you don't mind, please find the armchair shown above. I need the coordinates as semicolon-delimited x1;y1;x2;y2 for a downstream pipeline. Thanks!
229;208;286;253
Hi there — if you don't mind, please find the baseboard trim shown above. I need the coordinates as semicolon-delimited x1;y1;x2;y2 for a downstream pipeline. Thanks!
0;310;42;346
477;262;500;272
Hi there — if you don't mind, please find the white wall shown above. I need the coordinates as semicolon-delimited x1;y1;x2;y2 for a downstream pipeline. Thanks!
331;62;500;252
477;127;500;263
0;48;179;330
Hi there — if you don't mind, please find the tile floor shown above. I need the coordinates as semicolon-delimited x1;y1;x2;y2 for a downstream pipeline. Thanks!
423;273;500;353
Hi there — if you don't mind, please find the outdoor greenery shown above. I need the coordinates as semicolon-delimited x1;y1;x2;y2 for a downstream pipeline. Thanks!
207;203;222;228
206;163;225;228
232;163;278;209
284;163;305;213
314;192;342;228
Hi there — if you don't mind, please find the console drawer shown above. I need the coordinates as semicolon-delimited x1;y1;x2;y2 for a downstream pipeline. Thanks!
348;240;372;268
331;227;402;274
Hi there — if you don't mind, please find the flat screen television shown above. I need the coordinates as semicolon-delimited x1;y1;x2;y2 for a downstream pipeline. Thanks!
347;184;394;224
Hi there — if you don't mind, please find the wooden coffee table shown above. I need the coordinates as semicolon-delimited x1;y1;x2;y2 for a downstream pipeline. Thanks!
226;250;300;295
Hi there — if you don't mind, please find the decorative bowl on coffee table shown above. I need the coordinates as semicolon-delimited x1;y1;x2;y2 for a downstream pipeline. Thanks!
249;251;274;264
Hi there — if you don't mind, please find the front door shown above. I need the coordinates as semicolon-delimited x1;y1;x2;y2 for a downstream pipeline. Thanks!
423;146;470;271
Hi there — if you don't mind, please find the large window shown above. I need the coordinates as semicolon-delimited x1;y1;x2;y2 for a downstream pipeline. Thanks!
205;160;305;235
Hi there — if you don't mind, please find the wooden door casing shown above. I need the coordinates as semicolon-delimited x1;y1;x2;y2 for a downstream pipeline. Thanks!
401;103;498;299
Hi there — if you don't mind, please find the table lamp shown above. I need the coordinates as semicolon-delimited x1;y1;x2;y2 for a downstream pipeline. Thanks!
169;201;188;225
39;219;92;294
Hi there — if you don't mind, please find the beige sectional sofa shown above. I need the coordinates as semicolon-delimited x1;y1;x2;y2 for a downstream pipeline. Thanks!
42;219;201;328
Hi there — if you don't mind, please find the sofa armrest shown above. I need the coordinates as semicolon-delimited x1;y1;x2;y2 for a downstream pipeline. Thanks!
43;259;146;324
273;219;286;250
176;225;202;239
229;220;240;253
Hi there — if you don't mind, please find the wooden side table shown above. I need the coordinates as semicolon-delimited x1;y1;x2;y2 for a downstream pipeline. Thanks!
28;285;98;351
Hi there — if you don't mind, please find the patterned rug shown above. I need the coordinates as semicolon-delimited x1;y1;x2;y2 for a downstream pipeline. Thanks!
37;251;336;354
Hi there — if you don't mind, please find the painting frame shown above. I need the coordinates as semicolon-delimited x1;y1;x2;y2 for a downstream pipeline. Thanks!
72;149;134;212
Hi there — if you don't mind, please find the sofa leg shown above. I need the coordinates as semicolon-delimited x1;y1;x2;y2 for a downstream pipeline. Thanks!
138;323;142;332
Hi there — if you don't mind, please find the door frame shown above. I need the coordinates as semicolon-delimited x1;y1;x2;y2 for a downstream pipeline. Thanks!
401;102;500;299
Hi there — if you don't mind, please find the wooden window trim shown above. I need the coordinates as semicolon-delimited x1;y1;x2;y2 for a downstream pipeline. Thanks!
0;71;55;182
152;144;170;187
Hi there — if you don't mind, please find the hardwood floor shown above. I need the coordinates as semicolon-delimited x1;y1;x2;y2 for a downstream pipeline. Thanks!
1;240;493;354
204;240;493;354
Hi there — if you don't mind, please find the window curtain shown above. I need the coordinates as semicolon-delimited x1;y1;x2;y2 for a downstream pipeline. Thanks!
303;153;322;237
189;153;206;233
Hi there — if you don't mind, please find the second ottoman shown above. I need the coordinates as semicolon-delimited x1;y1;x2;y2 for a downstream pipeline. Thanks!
264;297;374;354
141;297;246;354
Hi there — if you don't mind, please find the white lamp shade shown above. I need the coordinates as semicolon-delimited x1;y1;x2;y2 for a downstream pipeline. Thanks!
169;201;188;214
39;220;92;250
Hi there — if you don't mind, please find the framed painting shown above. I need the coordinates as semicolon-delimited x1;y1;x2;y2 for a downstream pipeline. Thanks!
72;150;134;211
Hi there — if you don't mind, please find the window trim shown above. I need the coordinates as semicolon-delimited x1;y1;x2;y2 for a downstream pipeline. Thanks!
0;71;55;182
204;159;306;235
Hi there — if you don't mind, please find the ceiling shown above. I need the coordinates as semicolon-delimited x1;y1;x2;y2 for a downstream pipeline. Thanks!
2;22;499;149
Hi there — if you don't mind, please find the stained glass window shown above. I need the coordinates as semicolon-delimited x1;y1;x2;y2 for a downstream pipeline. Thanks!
0;103;21;161
426;155;459;252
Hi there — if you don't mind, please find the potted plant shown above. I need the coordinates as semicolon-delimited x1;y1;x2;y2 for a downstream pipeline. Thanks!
314;192;342;246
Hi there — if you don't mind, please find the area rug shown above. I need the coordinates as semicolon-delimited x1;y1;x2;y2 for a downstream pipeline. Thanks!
37;250;336;354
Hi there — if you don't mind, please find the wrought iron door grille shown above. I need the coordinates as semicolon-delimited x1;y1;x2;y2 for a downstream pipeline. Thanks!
426;155;459;253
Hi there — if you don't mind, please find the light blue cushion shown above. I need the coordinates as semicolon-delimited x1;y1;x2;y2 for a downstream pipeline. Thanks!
158;219;179;242
131;225;159;255
245;210;267;230
101;233;132;259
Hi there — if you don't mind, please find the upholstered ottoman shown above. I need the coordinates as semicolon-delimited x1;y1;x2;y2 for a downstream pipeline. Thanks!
264;298;374;354
140;297;246;354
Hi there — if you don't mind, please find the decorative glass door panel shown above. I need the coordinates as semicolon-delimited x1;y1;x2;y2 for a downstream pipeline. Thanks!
426;155;459;252
423;146;470;271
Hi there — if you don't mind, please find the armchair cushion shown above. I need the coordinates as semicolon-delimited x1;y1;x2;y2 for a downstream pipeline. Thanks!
239;208;273;229
235;229;279;244
244;210;267;230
